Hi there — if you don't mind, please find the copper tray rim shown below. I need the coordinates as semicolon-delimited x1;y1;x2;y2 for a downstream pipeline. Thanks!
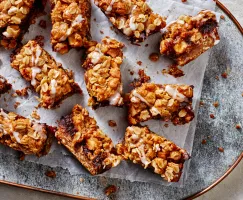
0;1;242;200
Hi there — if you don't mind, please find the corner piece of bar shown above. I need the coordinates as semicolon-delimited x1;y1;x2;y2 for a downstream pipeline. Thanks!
0;108;54;156
127;83;194;125
94;0;166;43
0;75;12;95
50;0;91;54
0;0;46;49
11;40;82;109
55;104;122;175
160;10;220;66
116;126;190;182
82;37;124;109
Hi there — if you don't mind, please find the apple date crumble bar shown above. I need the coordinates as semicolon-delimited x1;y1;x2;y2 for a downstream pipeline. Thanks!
116;126;190;182
50;0;91;54
127;83;194;125
160;10;220;66
11;40;82;109
82;37;124;109
0;75;12;95
94;0;166;43
0;108;54;156
55;104;122;175
0;0;45;49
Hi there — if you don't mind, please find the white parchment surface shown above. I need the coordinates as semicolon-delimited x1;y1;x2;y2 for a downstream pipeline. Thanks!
0;0;219;186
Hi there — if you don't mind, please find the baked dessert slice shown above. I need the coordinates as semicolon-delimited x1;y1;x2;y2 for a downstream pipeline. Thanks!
94;0;166;43
0;0;45;49
0;75;12;95
0;108;54;156
82;37;124;109
127;83;194;125
116;126;190;182
55;104;122;175
160;10;220;66
50;0;91;54
11;40;82;109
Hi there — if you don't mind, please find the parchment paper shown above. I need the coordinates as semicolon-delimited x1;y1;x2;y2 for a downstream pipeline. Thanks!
0;0;219;186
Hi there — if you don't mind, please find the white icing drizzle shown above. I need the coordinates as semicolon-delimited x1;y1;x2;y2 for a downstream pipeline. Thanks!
109;85;123;105
131;133;139;141
150;107;160;116
34;46;42;65
105;0;115;14
33;123;47;140
137;144;150;168
30;43;42;66
50;79;57;96
91;50;103;64
210;30;220;45
72;14;84;27
31;67;41;86
132;90;151;106
109;91;122;105
8;6;18;15
58;14;84;42
2;31;12;38
29;43;42;86
153;144;160;152
129;16;138;31
165;85;188;102
13;131;21;143
214;39;220;45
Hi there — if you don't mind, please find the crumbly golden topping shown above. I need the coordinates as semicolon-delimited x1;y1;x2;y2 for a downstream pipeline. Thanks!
0;0;35;49
128;83;194;125
50;0;91;54
0;75;12;95
94;0;166;43
0;108;52;156
83;37;124;108
116;126;189;182
11;40;81;109
55;104;122;175
160;10;220;66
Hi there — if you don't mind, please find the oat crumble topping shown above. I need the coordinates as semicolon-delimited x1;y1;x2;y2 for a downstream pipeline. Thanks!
116;126;190;182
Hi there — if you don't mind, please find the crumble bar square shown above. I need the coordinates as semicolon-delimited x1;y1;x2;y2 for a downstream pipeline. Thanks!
50;0;91;54
94;0;166;43
0;75;12;95
82;37;124;109
127;83;194;125
0;108;54;156
11;40;82;109
160;10;220;66
116;126;190;182
0;0;45;49
55;104;122;175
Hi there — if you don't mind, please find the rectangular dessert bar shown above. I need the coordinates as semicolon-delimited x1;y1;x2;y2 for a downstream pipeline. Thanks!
116;126;190;182
0;0;45;49
0;108;54;156
11;40;81;109
160;10;220;66
128;83;194;125
82;37;124;109
50;0;91;54
94;0;166;43
55;104;122;175
0;75;12;95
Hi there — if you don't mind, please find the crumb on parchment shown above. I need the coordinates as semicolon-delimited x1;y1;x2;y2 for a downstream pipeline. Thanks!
104;185;117;196
45;170;56;178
